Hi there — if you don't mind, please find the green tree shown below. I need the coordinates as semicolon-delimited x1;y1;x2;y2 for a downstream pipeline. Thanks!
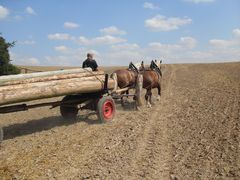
0;35;20;75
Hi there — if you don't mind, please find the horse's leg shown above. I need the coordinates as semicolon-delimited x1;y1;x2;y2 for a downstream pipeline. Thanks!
145;89;152;108
121;87;130;106
157;83;161;101
126;89;129;98
121;96;125;107
149;89;153;105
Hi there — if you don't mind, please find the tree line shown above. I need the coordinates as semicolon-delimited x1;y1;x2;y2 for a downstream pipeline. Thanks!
0;35;20;76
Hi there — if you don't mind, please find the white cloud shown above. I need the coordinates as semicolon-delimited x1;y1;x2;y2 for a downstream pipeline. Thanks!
54;45;71;54
233;28;240;38
145;30;239;63
103;50;144;66
143;2;159;9
10;52;40;65
64;22;80;29
14;15;23;21
28;57;40;65
0;5;9;19
44;29;240;65
148;37;197;55
48;32;126;46
48;33;73;40
147;42;181;60
19;40;36;45
111;43;139;51
145;29;239;63
100;26;126;35
45;55;74;66
209;28;240;48
26;6;36;15
180;37;197;49
209;39;235;48
145;15;192;31
184;0;215;3
45;48;100;66
77;35;127;46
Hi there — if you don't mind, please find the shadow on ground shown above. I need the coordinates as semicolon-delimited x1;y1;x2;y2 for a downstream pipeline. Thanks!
3;112;101;140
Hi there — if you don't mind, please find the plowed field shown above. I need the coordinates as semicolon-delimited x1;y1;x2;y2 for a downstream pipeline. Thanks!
0;63;239;179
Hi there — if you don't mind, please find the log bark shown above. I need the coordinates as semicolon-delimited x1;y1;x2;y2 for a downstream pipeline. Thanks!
0;75;105;92
0;70;104;86
0;68;92;85
0;76;115;106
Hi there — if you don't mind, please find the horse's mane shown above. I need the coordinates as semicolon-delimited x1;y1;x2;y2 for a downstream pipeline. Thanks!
133;62;142;70
150;60;162;76
128;62;144;73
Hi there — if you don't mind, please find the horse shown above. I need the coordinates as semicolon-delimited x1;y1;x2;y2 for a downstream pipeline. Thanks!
142;60;162;108
112;62;141;94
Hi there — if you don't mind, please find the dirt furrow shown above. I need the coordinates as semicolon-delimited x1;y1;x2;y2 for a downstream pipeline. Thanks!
127;65;176;179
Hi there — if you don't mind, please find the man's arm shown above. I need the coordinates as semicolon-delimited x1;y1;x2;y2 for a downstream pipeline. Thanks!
93;60;98;71
82;61;86;68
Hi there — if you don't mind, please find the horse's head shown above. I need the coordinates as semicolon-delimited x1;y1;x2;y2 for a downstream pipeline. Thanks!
150;60;162;76
154;59;162;69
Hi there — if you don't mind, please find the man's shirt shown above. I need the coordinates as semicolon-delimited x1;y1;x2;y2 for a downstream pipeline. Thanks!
82;58;98;71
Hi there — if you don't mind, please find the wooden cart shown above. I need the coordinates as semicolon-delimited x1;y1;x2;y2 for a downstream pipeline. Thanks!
0;69;143;143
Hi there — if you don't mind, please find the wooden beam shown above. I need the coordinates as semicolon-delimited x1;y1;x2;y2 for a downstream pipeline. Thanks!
113;87;130;94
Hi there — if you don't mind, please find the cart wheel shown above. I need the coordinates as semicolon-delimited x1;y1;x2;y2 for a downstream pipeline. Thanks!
60;96;78;120
0;127;3;143
97;96;116;123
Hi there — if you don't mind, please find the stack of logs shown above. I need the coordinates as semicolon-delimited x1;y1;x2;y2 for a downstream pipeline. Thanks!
0;68;114;106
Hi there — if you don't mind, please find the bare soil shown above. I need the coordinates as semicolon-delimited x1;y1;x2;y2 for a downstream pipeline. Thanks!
0;63;239;179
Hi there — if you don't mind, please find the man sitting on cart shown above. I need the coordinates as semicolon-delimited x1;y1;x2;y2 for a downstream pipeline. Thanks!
82;53;99;71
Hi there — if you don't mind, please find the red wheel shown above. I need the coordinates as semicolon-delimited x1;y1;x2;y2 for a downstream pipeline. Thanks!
97;96;116;123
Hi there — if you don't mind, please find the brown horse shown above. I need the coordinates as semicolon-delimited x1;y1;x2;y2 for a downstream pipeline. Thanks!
112;62;140;95
142;60;162;108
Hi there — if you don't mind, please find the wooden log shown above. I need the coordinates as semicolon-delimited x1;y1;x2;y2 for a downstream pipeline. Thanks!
0;70;104;86
0;76;115;106
0;68;92;85
0;75;107;92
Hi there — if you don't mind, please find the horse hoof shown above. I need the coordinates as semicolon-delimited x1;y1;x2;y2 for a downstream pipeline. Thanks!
147;103;152;108
136;106;141;111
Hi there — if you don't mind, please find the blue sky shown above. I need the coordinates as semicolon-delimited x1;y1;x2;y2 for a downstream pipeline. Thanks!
0;0;240;66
